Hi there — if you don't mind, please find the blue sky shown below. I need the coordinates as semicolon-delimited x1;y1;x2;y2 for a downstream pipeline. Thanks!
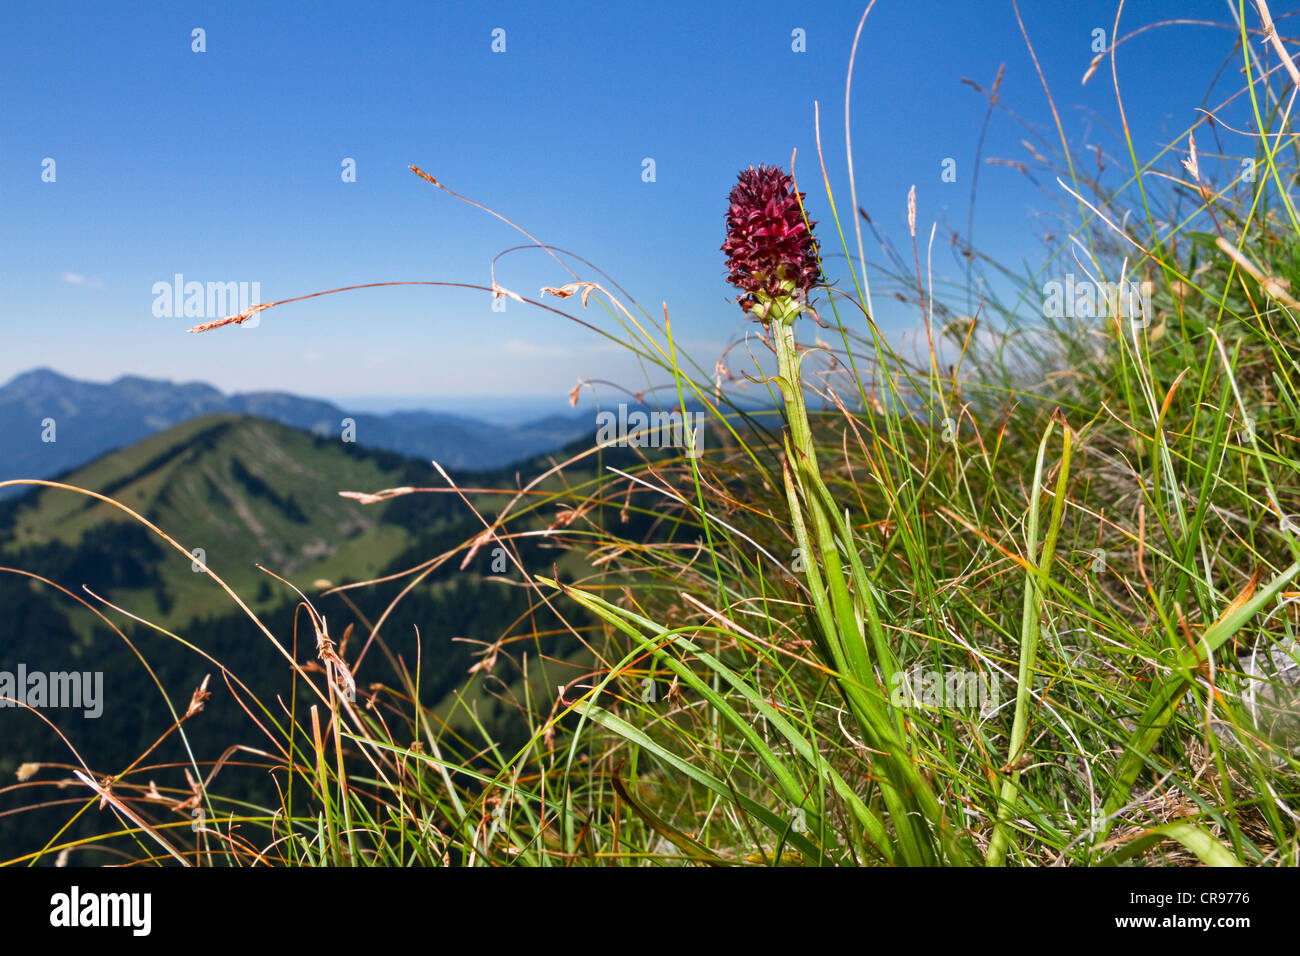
0;1;1257;413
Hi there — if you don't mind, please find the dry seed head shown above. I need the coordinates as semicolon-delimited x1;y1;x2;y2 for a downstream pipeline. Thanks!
1082;52;1104;86
1182;131;1200;182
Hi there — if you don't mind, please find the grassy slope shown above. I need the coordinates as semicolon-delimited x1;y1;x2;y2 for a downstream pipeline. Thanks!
4;414;425;629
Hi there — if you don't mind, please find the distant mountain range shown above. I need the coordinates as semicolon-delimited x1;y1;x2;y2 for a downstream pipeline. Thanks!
0;368;591;491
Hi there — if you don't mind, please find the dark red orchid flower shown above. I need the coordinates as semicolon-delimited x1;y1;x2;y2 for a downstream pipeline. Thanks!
722;165;821;321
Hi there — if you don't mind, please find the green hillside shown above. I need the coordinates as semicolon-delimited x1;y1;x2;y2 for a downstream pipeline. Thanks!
2;414;417;629
0;414;621;862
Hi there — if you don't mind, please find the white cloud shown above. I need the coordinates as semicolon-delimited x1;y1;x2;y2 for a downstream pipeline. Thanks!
62;272;104;290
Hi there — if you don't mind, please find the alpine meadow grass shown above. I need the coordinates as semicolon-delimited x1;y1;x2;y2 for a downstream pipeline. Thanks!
7;1;1300;869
